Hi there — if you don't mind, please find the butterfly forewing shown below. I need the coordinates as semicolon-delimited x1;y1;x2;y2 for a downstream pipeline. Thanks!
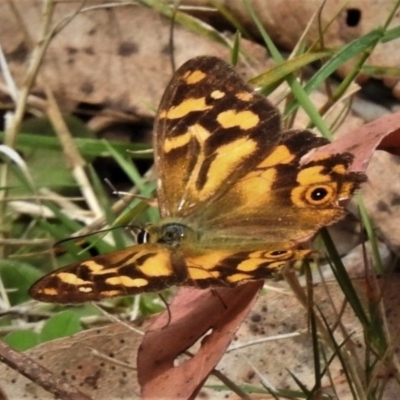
154;56;281;218
29;245;183;303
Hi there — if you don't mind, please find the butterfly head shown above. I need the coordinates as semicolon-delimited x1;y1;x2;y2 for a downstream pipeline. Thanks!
139;221;196;249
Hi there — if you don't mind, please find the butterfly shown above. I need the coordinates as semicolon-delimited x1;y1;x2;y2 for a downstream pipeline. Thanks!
29;56;365;303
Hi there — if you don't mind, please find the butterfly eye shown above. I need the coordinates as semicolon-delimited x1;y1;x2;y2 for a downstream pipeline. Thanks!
159;223;187;246
137;229;149;244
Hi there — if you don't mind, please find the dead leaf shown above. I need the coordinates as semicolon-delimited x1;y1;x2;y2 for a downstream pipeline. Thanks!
202;276;400;399
190;0;400;96
138;283;263;399
0;2;271;119
300;110;400;257
362;151;400;255
304;110;400;172
0;319;151;399
3;276;400;398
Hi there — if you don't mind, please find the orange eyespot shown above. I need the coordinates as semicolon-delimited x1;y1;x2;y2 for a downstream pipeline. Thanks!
305;184;335;205
265;250;291;259
291;183;337;207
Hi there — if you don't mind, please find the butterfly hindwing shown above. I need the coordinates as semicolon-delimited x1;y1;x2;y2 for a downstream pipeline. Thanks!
198;129;365;244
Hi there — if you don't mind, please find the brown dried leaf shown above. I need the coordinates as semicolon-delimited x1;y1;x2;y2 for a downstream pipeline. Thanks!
138;283;263;399
362;151;400;255
302;111;400;256
305;110;400;173
0;319;151;399
193;0;400;94
203;276;400;399
4;276;400;399
0;2;270;118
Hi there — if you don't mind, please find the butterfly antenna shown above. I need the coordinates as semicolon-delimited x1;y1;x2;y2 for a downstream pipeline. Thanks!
104;178;129;203
105;178;157;207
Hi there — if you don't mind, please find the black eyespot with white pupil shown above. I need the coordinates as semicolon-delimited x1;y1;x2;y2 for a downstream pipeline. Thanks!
310;187;328;201
306;184;334;205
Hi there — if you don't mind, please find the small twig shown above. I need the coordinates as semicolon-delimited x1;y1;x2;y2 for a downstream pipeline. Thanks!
43;86;103;218
3;0;55;146
210;368;252;400
0;45;18;102
0;340;92;400
0;238;52;247
0;0;56;260
8;200;94;224
66;186;141;238
86;347;136;370
6;0;35;49
0;323;42;335
242;355;277;395
92;303;145;337
283;267;366;395
227;331;303;352
179;348;252;400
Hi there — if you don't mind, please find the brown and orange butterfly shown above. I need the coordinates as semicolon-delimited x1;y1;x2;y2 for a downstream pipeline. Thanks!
29;56;365;303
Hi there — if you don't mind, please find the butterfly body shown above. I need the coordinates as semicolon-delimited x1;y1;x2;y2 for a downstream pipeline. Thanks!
29;56;365;303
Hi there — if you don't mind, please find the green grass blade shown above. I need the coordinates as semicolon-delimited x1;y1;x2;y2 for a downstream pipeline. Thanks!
102;139;146;192
249;50;333;88
0;131;151;159
284;29;384;117
242;0;332;138
320;228;369;327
